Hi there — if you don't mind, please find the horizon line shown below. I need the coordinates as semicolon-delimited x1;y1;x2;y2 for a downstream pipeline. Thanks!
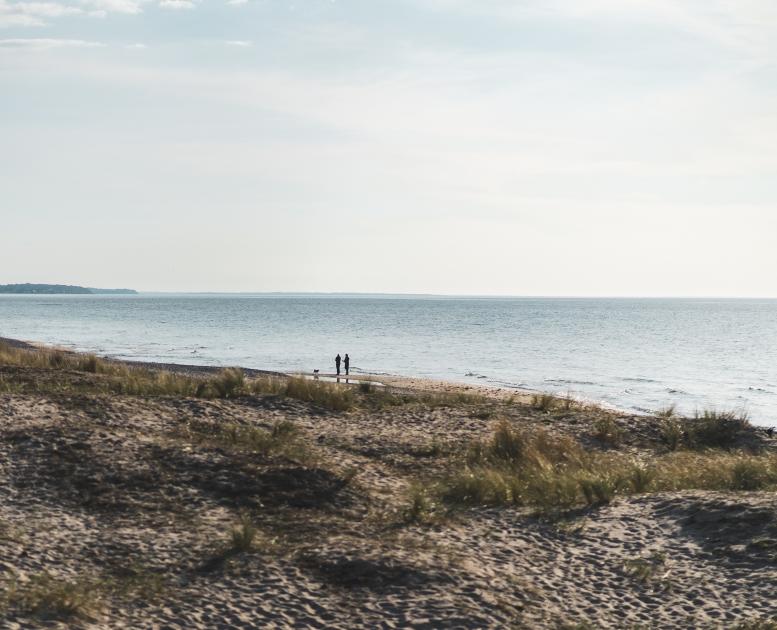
129;291;777;299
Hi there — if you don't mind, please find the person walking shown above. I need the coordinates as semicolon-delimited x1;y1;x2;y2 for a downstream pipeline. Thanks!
344;353;350;376
335;353;341;376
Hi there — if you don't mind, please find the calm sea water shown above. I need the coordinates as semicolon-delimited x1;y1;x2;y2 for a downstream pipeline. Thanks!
1;294;775;425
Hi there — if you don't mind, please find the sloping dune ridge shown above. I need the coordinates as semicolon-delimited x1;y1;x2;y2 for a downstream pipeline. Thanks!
1;338;777;629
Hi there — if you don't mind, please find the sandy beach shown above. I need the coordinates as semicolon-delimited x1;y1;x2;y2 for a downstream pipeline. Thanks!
2;338;777;629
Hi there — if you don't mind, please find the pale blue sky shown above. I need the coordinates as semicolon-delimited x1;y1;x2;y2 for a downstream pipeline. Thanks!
2;0;776;295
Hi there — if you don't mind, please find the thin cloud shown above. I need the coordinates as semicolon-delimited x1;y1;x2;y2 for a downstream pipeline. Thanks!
0;0;143;25
11;1;82;17
82;0;143;14
0;13;44;26
0;0;83;27
159;0;194;9
225;39;251;47
0;37;104;47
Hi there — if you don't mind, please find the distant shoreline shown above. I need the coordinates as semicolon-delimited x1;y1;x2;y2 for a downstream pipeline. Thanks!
0;284;136;295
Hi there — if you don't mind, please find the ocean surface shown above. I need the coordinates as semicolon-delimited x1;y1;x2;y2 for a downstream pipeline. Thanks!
1;294;775;425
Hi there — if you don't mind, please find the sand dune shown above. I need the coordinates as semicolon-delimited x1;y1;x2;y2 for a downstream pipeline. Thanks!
1;343;777;628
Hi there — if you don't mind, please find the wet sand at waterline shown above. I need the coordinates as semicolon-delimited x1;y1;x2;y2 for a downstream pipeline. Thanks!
2;338;777;628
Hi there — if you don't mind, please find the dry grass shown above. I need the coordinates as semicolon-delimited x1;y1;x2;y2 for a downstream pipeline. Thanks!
531;393;557;412
230;513;259;552
401;485;440;524
656;404;677;419
0;340;360;411
0;374;24;394
651;452;777;491
659;409;751;452
592;416;623;446
0;340;497;414
179;418;310;462
438;421;777;514
1;572;100;622
0;340;225;398
623;552;667;584
419;391;487;407
281;377;355;411
688;409;751;449
356;385;486;411
107;564;167;602
659;418;684;451
200;367;245;399
0;340;105;374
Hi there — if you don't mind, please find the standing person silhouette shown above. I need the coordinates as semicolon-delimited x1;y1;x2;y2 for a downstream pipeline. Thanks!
335;354;341;376
344;354;350;376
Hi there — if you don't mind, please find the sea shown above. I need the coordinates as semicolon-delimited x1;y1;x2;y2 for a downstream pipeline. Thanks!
1;294;775;425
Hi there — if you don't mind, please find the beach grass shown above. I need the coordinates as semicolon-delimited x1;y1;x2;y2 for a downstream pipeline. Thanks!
355;385;486;410
401;484;440;524
531;393;557;412
229;513;260;553
592;416;623;446
0;340;497;414
658;409;752;451
1;573;100;622
280;376;356;411
656;404;677;419
0;340;359;411
623;552;667;584
436;420;777;513
179;418;311;462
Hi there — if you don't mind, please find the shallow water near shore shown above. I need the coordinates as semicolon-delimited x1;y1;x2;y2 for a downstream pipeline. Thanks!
1;294;775;425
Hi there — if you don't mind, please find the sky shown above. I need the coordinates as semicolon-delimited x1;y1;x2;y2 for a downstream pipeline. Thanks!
1;0;776;296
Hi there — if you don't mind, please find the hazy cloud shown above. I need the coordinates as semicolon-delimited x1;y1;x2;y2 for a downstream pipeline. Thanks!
0;0;82;27
1;0;183;24
0;36;104;47
82;0;143;14
158;0;194;9
1;0;776;294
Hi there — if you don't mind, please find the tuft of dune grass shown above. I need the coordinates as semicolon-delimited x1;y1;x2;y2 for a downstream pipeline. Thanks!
531;393;557;412
1;572;101;622
658;409;752;451
229;512;259;553
592;416;623;446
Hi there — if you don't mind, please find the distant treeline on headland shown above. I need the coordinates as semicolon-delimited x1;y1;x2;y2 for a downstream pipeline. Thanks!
0;284;137;295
